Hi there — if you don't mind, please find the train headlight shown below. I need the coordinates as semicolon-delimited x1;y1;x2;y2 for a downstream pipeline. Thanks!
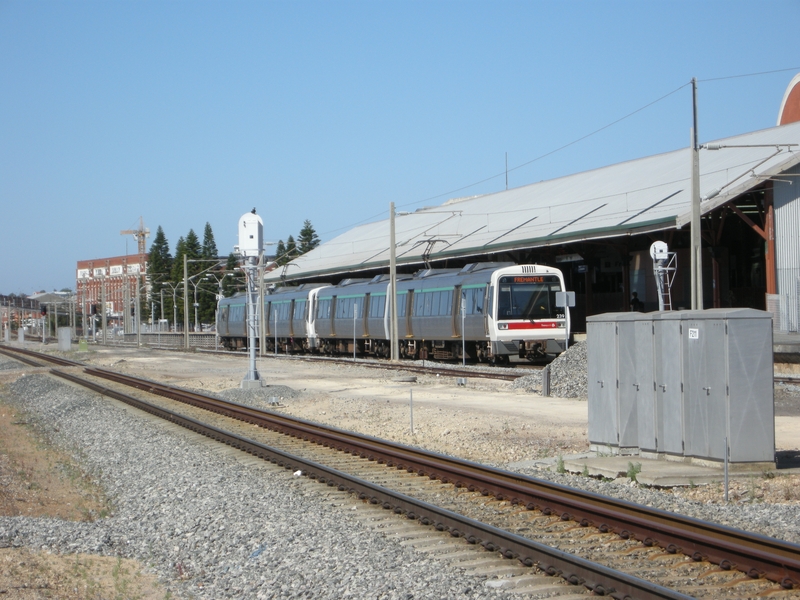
497;323;508;330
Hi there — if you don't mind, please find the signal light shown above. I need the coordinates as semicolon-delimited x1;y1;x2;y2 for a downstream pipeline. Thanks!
40;306;47;316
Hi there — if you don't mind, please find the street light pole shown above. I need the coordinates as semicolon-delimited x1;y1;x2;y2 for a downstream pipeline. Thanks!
690;77;703;310
184;254;190;348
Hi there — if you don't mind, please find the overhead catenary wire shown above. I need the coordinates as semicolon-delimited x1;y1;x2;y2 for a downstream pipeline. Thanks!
317;67;800;240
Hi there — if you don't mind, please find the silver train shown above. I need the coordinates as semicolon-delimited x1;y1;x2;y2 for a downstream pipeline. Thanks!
217;262;570;363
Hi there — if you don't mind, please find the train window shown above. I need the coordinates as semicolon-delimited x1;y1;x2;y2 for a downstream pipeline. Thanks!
335;296;364;319
413;292;423;316
369;294;385;318
335;297;348;319
230;304;245;323
496;276;561;319
439;290;452;316
397;293;407;317
463;287;485;315
276;302;291;321
293;300;306;320
317;298;331;319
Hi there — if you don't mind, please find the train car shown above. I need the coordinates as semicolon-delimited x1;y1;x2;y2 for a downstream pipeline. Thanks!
217;293;247;349
263;283;329;353
217;262;570;363
393;262;568;363
314;276;397;357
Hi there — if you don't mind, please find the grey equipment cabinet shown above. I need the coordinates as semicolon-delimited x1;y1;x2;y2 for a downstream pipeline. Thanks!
652;311;686;456
587;312;639;454
633;316;657;454
681;308;774;464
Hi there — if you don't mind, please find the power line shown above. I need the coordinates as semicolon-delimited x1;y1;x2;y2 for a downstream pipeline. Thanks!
320;67;800;238
699;66;800;83
403;82;691;211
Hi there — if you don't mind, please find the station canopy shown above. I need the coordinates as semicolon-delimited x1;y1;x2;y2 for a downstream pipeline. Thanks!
268;121;800;283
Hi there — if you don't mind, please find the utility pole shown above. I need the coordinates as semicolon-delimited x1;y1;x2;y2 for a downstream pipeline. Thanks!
101;277;107;345
389;202;399;362
184;254;189;349
690;77;703;310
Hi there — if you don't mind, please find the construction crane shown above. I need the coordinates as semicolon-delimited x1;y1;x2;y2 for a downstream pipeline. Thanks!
120;217;151;256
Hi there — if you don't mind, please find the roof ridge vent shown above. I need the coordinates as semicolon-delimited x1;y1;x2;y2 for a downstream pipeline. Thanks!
520;265;540;274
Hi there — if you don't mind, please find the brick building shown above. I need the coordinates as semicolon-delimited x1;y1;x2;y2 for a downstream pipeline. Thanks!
75;254;148;325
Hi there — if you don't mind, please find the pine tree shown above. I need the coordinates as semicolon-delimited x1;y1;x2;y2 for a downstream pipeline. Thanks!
286;235;297;262
297;220;320;255
275;240;287;266
171;237;187;325
199;222;220;323
201;222;218;259
147;226;172;325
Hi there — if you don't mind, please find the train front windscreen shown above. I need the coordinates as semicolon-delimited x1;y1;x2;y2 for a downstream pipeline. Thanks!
496;275;563;320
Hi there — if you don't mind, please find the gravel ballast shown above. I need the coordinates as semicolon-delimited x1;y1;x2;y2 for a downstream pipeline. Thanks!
0;367;519;599
1;347;799;598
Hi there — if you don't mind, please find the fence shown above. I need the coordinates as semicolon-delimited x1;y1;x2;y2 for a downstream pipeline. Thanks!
767;286;800;333
121;332;219;349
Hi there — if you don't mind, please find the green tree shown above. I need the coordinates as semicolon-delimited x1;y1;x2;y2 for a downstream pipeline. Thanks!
222;252;244;297
170;236;188;325
201;222;218;259
297;220;320;255
275;240;287;266
285;235;297;262
199;222;220;323
181;230;204;329
147;226;172;324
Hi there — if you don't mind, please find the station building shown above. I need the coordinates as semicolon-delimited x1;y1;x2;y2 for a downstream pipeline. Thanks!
75;254;148;324
268;75;800;334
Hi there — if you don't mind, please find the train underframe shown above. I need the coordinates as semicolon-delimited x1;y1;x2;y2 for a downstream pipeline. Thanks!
221;335;553;364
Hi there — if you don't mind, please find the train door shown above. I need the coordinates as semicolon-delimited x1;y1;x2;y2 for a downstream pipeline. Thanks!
363;294;370;337
452;285;462;338
485;285;493;336
405;289;414;337
330;296;337;337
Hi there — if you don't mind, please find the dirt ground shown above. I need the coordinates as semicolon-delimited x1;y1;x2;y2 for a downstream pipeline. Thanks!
1;344;799;597
0;372;171;599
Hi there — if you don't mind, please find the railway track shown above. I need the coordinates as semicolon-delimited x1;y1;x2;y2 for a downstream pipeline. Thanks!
194;347;529;381
2;344;799;598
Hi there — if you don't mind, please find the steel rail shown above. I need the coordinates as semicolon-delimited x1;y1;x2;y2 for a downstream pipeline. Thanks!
0;347;48;367
0;345;83;368
49;367;690;600
82;366;800;590
5;345;799;589
196;349;525;381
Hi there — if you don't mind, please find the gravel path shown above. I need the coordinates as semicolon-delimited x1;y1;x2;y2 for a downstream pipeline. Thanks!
0;363;522;599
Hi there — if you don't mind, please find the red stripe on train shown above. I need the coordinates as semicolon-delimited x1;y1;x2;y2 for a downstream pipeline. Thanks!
505;321;560;330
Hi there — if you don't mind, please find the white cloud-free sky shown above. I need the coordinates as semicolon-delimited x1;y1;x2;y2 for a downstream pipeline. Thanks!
2;0;798;293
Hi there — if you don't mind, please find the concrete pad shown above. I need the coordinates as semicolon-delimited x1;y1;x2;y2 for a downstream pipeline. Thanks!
561;456;780;487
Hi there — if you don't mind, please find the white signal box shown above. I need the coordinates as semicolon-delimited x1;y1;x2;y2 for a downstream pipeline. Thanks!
237;211;263;258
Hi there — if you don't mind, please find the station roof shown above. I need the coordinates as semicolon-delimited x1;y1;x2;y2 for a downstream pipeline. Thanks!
269;121;800;283
28;292;68;304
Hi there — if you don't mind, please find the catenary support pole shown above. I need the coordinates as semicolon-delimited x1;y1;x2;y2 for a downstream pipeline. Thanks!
390;203;399;362
184;254;190;349
690;78;703;310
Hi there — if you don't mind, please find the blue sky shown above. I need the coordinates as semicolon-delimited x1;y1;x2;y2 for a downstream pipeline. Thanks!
2;0;799;294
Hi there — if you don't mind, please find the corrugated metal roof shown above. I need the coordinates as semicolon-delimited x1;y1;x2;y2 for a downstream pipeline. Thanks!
269;121;800;282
